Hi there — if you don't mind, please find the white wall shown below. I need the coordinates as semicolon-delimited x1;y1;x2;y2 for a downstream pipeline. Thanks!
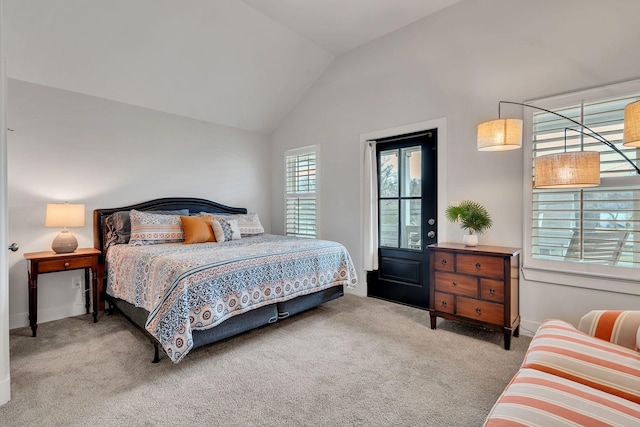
270;0;640;325
7;79;271;329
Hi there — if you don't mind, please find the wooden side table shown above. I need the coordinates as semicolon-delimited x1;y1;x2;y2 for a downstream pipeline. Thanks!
23;248;100;337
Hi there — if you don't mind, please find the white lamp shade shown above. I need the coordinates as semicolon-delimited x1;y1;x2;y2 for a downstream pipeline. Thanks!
623;100;640;147
45;203;85;227
477;119;523;151
534;152;600;189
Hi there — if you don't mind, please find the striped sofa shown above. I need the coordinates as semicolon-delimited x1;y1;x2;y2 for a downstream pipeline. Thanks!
484;310;640;426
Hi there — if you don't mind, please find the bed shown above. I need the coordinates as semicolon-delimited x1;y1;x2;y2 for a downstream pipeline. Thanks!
93;197;357;363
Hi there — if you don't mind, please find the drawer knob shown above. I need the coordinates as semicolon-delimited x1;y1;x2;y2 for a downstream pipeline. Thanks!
452;281;457;287
64;262;70;267
489;288;495;296
441;259;447;265
441;301;447;308
475;262;481;270
475;308;482;316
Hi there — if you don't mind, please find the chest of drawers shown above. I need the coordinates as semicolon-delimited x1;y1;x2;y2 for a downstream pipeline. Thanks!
428;243;520;349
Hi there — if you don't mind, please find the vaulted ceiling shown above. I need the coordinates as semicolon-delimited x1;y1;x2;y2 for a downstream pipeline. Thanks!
3;0;461;134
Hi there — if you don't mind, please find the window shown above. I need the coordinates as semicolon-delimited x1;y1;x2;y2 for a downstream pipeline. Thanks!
285;146;317;238
526;82;640;276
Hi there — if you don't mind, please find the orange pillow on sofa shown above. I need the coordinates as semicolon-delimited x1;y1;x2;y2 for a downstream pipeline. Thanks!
180;215;216;244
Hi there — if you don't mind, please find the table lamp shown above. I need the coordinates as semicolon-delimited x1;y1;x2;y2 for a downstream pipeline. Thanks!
45;203;85;253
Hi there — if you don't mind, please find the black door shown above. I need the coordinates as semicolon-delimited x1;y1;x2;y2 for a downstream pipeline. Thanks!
367;130;437;309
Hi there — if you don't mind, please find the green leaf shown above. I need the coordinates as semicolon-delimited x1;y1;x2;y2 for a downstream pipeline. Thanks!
445;200;493;234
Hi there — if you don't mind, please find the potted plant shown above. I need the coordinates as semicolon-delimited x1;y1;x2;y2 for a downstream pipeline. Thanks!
445;200;492;246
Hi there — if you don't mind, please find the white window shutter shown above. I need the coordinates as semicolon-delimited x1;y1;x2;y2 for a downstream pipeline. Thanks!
531;94;640;268
285;147;318;238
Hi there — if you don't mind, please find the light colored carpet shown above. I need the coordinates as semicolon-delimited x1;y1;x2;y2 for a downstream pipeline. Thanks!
1;294;530;426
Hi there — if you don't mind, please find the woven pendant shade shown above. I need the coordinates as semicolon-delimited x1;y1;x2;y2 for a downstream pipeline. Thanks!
623;100;640;147
534;152;600;189
477;119;523;151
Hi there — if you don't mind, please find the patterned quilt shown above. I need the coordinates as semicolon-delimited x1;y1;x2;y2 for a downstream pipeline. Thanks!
106;234;357;362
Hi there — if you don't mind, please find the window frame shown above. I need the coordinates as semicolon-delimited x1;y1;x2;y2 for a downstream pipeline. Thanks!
522;79;640;292
284;145;319;239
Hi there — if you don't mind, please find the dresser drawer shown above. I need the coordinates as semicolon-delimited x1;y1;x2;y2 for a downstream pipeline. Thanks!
480;279;504;303
433;251;454;272
38;257;94;273
434;271;477;297
433;292;454;314
456;297;504;325
456;254;504;279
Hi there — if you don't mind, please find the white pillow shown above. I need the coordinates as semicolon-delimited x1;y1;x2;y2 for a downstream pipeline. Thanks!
227;219;242;240
214;212;264;236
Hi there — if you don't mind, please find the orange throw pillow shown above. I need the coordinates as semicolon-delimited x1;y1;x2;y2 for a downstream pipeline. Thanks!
180;215;216;244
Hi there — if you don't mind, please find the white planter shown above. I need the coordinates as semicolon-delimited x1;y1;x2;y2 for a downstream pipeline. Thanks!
463;234;478;247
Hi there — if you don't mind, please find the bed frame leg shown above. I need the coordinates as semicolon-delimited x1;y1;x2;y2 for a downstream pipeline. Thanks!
152;342;160;363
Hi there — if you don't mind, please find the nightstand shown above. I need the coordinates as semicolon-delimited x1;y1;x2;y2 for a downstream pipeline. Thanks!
23;248;100;337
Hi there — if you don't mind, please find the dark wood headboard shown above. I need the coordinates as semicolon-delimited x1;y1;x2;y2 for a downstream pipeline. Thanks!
93;197;247;259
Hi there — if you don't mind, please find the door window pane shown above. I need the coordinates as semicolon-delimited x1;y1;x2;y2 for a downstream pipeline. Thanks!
379;199;398;247
401;199;421;249
379;149;399;197
401;147;422;197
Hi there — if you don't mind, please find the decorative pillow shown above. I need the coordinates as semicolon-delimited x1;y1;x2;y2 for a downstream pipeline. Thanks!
227;219;242;240
218;218;234;241
214;212;264;236
180;215;215;244
105;209;188;247
211;219;226;242
129;210;185;246
211;218;237;242
578;310;640;351
105;211;131;248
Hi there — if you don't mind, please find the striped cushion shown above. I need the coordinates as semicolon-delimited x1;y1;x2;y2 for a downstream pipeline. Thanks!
522;319;640;404
578;310;640;351
484;368;640;426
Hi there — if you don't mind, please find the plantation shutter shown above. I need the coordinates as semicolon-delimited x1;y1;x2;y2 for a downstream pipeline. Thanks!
531;94;640;268
285;147;317;238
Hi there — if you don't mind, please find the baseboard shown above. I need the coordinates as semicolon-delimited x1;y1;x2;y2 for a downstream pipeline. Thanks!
0;375;10;406
519;319;541;337
9;304;86;330
344;286;366;297
9;312;28;330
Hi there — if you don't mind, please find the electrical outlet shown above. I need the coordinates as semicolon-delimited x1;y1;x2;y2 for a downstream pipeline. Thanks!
72;276;82;289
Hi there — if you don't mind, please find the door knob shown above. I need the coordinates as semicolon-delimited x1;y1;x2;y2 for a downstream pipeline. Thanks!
8;243;19;252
